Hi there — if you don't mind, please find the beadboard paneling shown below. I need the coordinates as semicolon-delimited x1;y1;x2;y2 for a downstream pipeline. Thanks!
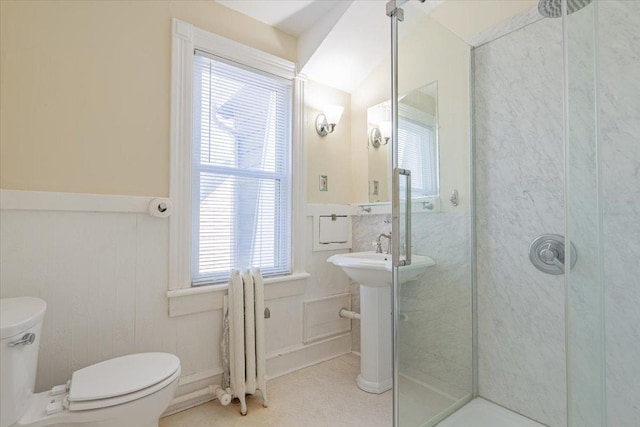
0;202;352;400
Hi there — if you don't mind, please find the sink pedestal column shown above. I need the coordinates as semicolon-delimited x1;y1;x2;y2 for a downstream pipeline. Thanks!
357;284;392;394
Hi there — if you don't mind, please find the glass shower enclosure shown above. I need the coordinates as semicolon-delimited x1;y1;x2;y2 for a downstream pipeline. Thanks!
387;0;639;426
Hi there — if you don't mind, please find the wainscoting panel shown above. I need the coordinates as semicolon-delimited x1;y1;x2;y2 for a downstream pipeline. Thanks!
303;293;351;344
0;195;352;410
0;210;139;390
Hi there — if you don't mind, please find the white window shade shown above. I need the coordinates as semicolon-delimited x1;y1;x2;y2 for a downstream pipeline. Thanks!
192;51;292;285
398;117;438;198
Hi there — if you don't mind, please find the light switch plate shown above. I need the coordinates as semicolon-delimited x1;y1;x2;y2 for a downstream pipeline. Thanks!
319;175;328;192
370;180;379;195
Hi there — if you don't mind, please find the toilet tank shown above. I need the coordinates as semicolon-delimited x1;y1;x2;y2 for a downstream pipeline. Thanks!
0;297;47;427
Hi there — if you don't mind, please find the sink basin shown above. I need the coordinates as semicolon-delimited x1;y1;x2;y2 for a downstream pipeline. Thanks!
327;251;435;287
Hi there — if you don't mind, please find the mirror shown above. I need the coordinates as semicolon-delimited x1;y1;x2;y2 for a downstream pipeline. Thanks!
366;81;439;203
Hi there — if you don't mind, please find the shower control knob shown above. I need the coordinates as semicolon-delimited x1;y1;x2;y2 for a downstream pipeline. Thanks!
539;243;559;263
528;234;577;275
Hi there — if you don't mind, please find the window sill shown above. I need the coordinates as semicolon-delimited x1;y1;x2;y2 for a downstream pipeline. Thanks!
166;272;310;317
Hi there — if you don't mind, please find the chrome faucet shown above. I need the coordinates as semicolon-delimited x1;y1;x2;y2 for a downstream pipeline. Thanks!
376;232;392;254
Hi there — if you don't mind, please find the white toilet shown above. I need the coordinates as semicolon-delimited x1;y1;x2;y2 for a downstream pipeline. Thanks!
1;297;181;427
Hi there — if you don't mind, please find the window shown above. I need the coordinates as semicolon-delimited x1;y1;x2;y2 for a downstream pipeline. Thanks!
170;20;302;290
191;52;292;285
398;117;438;198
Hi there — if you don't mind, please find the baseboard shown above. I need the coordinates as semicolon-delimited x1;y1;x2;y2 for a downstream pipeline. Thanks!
164;389;219;416
163;332;352;416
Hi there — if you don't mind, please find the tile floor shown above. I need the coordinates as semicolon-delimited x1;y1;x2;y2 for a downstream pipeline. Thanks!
161;354;546;427
160;354;392;427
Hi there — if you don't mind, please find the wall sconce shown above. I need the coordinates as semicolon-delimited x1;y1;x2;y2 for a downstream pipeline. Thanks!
316;105;344;137
369;120;392;148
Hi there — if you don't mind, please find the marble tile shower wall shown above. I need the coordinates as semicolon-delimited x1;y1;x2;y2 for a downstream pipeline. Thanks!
598;1;640;425
351;212;472;398
474;16;567;427
475;3;640;426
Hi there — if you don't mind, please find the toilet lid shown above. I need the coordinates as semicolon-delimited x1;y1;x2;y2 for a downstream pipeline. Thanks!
68;366;181;411
69;353;180;405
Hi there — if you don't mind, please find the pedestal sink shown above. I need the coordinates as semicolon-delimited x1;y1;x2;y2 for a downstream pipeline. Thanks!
327;251;435;393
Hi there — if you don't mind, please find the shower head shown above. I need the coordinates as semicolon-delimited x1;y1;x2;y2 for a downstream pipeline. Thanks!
538;0;592;18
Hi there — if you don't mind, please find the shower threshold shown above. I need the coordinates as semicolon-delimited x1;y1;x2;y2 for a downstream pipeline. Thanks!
437;398;545;427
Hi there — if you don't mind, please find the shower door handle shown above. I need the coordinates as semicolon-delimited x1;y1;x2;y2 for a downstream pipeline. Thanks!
393;168;411;266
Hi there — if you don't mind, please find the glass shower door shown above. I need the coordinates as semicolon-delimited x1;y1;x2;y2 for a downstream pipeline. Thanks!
389;2;474;426
564;0;605;425
565;0;640;425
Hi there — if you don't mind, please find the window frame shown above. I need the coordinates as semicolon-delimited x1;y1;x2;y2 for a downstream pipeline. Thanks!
169;19;305;290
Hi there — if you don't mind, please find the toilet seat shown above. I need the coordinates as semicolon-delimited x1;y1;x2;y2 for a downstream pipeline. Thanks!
67;353;180;411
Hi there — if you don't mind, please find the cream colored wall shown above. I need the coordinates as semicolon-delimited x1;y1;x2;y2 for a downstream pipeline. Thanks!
351;14;470;212
305;80;352;204
402;92;437;117
0;0;296;196
430;0;538;43
351;100;371;205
